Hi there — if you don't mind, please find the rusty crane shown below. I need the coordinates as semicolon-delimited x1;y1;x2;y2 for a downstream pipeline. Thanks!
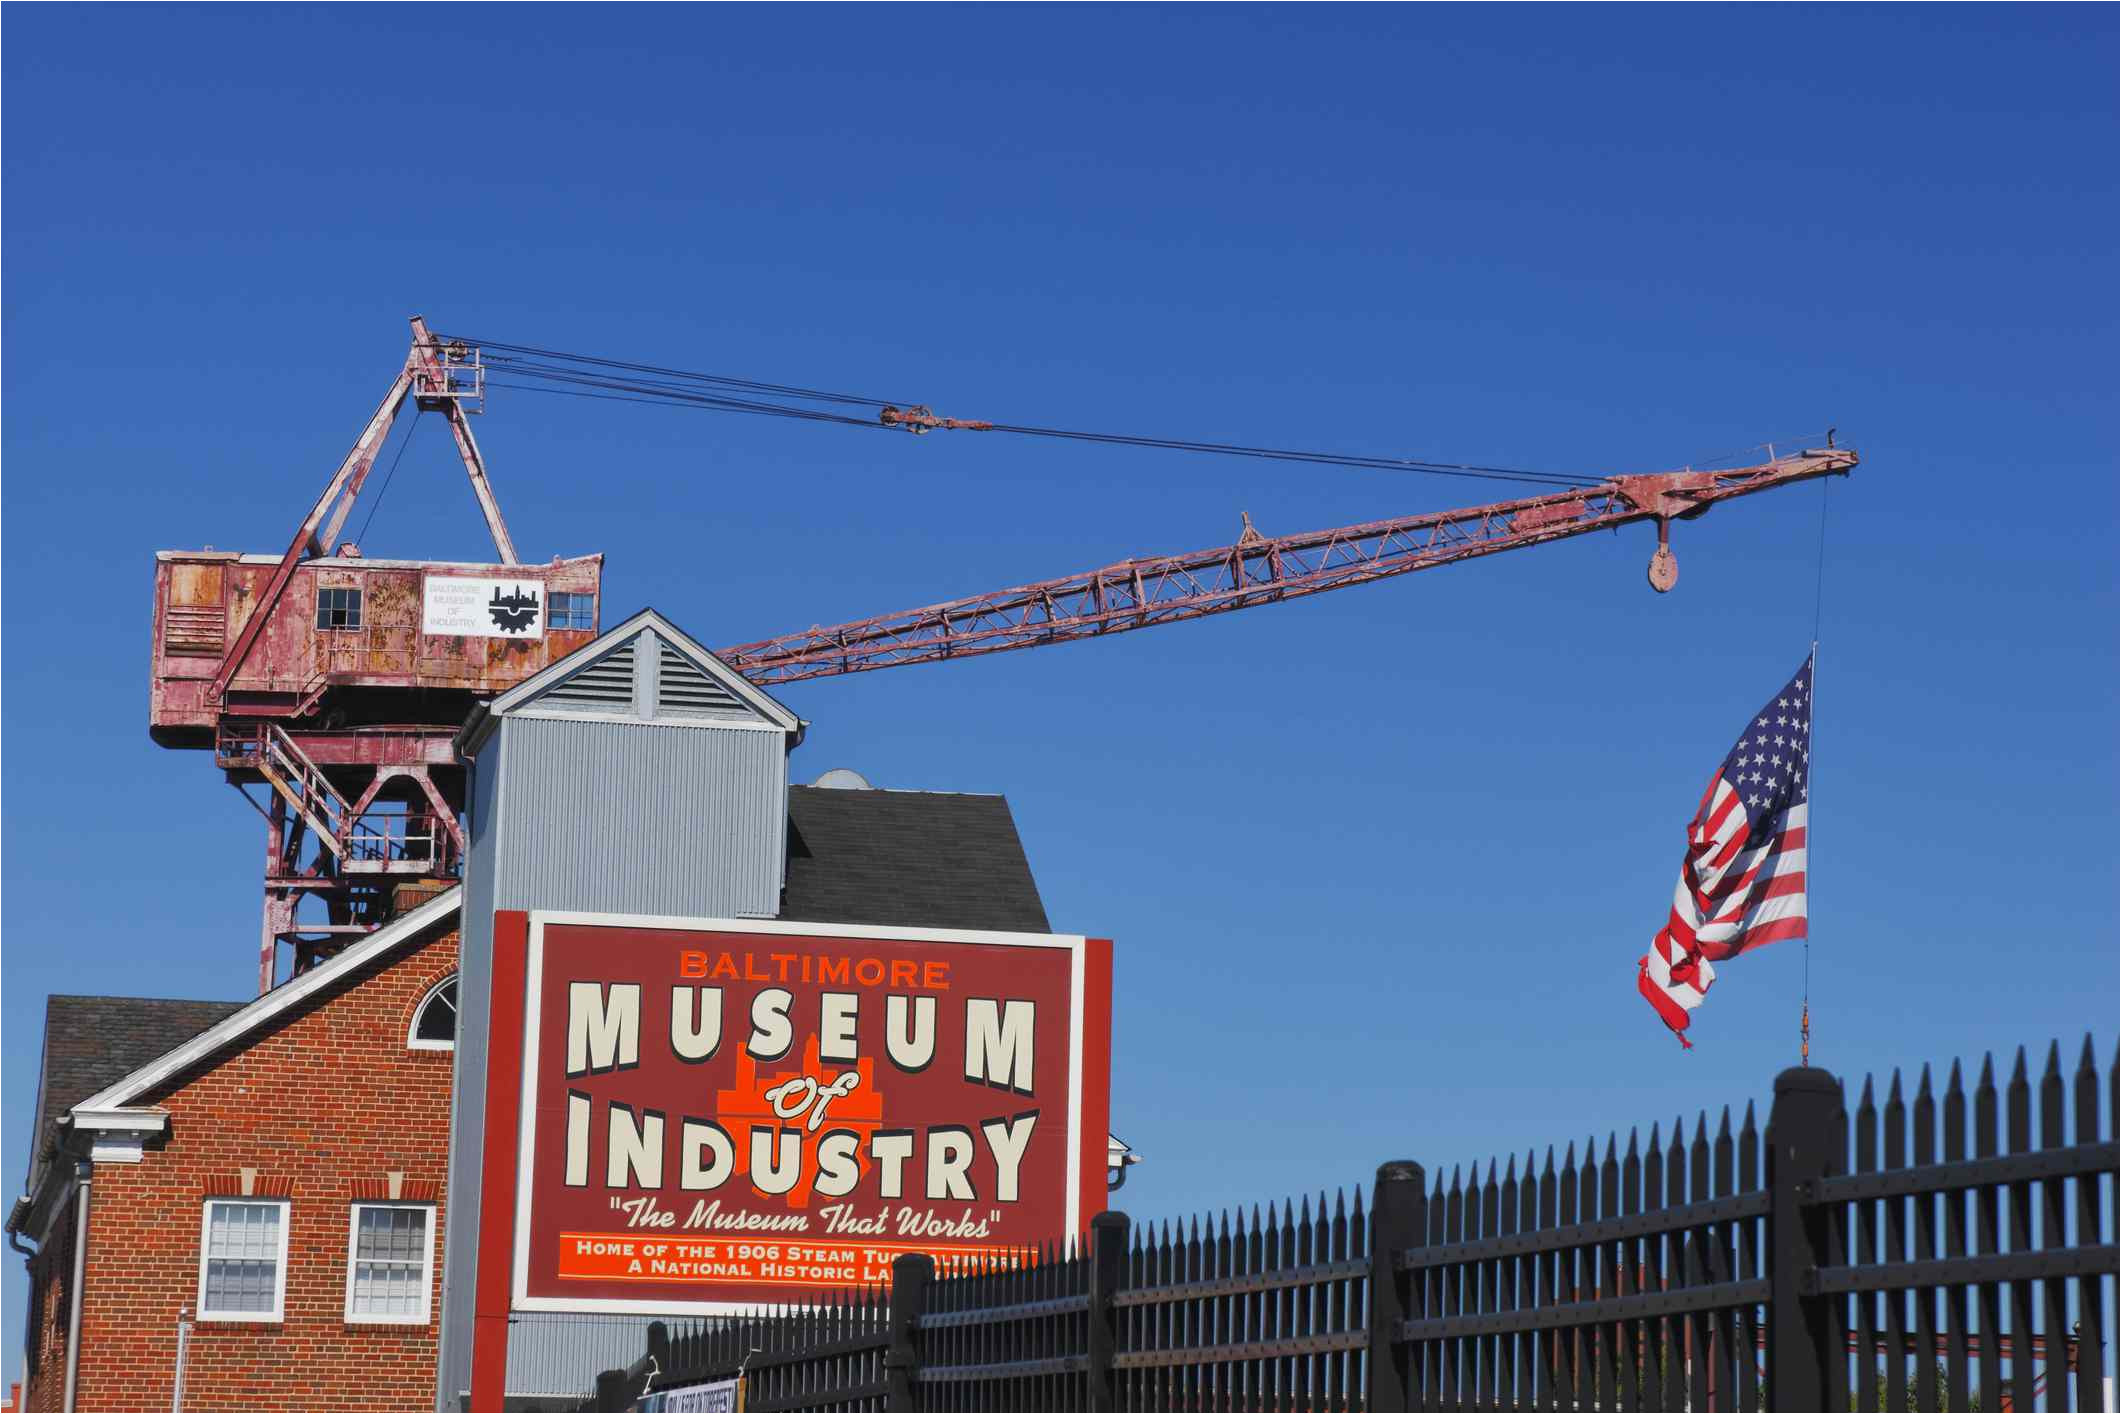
151;319;604;987
148;319;1855;991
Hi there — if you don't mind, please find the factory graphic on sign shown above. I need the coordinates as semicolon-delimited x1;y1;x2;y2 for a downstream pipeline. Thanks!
421;575;546;638
506;915;1108;1314
487;586;543;634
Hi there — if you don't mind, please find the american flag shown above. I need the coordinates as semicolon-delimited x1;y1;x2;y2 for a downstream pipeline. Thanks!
1638;653;1813;1048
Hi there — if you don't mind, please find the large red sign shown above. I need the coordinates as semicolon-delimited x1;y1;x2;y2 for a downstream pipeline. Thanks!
494;911;1111;1315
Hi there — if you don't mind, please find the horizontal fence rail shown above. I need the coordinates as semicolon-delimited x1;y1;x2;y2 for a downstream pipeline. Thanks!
1808;1040;2116;1414
914;1238;1094;1410
1112;1196;1368;1412
1380;1101;1768;1413
579;1035;2117;1413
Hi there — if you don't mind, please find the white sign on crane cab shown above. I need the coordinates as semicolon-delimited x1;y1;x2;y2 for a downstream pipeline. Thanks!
422;575;547;639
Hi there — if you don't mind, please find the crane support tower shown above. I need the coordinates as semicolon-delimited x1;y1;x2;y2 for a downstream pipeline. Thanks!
152;318;1854;994
150;318;603;992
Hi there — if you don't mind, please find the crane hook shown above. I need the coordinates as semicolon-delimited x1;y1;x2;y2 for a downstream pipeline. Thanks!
1647;518;1678;592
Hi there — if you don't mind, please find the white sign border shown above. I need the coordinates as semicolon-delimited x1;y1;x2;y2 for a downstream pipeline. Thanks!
509;909;1089;1316
421;571;549;640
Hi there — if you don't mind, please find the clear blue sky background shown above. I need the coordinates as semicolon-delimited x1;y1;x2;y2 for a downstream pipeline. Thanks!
4;3;2114;1360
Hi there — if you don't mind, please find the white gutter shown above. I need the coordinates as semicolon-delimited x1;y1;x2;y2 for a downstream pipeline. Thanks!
62;1163;89;1413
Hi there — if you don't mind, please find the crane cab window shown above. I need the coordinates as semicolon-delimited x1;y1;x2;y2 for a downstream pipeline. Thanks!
316;587;363;631
549;592;594;631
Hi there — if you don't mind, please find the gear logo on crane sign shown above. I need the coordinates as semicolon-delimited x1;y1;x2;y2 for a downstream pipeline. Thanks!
486;585;544;634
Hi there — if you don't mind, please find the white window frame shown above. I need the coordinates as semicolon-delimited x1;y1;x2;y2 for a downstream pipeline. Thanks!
196;1197;290;1323
406;974;459;1052
343;1201;436;1325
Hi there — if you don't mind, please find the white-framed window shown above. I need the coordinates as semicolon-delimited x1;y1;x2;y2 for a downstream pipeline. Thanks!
344;1202;436;1324
197;1198;289;1322
408;975;458;1051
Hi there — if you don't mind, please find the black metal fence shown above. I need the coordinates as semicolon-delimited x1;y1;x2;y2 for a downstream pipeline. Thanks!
584;1037;2116;1412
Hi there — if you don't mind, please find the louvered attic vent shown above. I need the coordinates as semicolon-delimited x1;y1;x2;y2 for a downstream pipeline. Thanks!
545;641;636;709
657;642;742;716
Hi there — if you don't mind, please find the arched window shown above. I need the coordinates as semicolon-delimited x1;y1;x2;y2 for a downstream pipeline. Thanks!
408;976;458;1051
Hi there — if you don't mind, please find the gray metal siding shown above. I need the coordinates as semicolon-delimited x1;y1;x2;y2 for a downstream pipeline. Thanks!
436;709;788;1407
437;746;504;1409
494;714;787;916
505;1314;689;1398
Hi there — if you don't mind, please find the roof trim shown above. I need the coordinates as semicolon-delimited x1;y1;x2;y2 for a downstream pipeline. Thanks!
155;551;604;573
504;706;790;734
457;607;800;754
72;888;464;1114
68;1108;168;1135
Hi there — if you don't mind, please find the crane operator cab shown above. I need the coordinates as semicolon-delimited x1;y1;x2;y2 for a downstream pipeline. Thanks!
150;548;604;746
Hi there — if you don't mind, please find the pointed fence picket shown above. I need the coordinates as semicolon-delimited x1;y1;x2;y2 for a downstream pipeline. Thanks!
1809;1039;2118;1414
580;1037;2116;1412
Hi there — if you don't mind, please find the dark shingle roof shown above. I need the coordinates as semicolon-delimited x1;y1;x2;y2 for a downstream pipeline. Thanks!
25;995;244;1192
781;786;1051;934
17;790;1050;1199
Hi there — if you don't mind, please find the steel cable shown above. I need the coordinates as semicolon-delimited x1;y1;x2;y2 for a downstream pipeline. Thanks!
352;410;423;547
451;332;1616;489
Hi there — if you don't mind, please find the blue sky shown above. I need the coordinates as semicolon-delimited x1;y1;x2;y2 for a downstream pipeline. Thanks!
4;2;2114;1356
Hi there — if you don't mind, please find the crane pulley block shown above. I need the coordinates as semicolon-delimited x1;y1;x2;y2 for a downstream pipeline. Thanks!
879;405;994;433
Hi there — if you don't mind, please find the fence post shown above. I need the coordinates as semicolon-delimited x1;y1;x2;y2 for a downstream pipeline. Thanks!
1086;1210;1130;1411
886;1252;934;1412
1367;1159;1425;1412
1768;1064;1844;1412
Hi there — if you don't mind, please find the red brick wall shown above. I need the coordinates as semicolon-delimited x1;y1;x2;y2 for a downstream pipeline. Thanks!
22;1199;74;1413
56;926;459;1412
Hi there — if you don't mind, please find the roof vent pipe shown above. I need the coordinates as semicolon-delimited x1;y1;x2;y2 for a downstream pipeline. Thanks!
811;769;874;790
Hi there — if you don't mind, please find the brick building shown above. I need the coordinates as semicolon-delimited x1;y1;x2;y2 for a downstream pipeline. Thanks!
11;777;1094;1411
10;889;461;1412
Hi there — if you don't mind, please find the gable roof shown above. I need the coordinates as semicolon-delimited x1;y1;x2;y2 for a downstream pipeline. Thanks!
24;996;245;1194
14;787;1119;1230
42;785;1047;1133
47;784;1049;1134
782;785;1051;933
458;607;801;753
68;886;464;1118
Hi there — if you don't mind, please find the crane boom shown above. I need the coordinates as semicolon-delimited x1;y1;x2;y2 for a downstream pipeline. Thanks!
719;448;1856;685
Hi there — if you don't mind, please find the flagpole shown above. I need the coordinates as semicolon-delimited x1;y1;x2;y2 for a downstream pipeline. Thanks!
1805;470;1830;1068
1802;639;1815;1068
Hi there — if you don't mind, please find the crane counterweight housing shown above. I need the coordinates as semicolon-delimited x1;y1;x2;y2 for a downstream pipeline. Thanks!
150;550;604;746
